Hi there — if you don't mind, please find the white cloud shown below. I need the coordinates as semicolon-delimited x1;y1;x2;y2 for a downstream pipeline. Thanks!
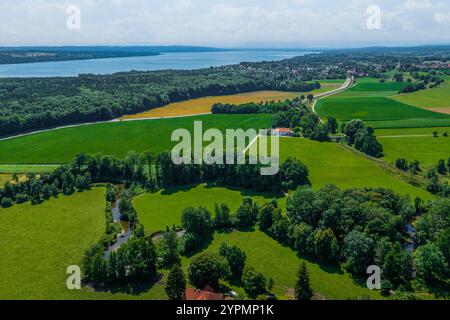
0;0;449;47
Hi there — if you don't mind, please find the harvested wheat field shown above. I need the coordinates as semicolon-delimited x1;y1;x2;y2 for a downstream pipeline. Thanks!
121;91;301;119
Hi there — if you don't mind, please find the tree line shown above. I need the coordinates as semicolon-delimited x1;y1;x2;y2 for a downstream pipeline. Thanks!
1;151;309;208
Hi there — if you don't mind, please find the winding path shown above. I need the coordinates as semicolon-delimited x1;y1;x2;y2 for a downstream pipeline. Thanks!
311;76;354;123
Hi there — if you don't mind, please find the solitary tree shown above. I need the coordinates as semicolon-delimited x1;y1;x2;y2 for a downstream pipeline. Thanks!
295;262;313;300
437;159;448;175
165;264;186;301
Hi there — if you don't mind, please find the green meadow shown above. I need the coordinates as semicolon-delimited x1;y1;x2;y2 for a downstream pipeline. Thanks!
0;187;168;300
316;78;450;129
182;230;382;300
255;137;432;199
0;114;273;164
0;189;106;299
376;127;450;168
0;164;59;174
134;184;285;235
390;76;450;112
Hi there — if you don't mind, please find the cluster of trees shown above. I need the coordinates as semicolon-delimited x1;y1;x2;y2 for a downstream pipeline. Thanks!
155;152;310;193
415;199;450;287
180;197;272;254
284;186;449;293
212;100;295;114
83;236;157;284
395;158;422;175
0;169;92;208
425;167;450;198
341;120;384;158
175;184;450;295
397;73;445;93
399;83;426;94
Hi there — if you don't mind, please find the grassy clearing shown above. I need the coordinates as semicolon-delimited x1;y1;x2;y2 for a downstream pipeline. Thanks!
134;184;284;235
0;189;106;299
0;114;273;164
316;77;450;129
122;91;302;119
183;230;381;300
254;137;432;199
376;127;450;168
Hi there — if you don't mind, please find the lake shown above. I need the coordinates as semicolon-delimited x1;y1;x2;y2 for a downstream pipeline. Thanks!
0;50;314;78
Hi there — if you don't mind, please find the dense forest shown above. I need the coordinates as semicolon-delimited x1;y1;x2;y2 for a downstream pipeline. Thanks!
0;64;321;136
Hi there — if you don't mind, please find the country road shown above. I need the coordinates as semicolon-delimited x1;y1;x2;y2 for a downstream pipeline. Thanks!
311;76;354;123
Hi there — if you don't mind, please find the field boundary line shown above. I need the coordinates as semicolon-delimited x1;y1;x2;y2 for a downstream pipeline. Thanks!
377;134;432;138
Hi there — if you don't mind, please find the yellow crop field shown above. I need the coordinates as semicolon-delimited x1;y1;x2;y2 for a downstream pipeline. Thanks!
0;174;12;185
122;91;302;119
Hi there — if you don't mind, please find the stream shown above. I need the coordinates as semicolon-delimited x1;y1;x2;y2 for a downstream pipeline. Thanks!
104;199;133;258
403;221;417;254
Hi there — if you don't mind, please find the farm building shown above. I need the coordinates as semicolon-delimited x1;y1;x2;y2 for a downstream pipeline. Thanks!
272;128;292;136
184;288;225;301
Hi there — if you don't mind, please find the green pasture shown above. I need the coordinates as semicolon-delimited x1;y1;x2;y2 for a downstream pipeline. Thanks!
376;127;450;168
134;184;284;235
0;114;273;164
183;230;382;300
316;78;450;129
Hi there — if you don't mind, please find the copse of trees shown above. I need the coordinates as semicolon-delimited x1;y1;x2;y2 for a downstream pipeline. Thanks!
341;119;383;158
211;98;306;114
83;236;157;284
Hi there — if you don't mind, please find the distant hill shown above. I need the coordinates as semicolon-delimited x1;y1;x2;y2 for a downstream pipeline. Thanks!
322;45;450;55
0;46;228;65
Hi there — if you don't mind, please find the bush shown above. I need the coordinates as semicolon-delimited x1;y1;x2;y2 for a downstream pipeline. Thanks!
242;267;267;298
219;243;246;279
1;197;13;208
188;252;230;289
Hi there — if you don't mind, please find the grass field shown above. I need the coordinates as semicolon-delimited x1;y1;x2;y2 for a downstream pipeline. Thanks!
0;188;168;300
122;91;302;119
134;184;285;235
376;127;450;168
183;230;381;300
253;137;432;199
0;189;106;299
391;76;450;114
316;78;450;129
0;164;59;173
0;114;273;164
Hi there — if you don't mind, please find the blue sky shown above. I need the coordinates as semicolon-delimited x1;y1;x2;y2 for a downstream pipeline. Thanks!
0;0;449;47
